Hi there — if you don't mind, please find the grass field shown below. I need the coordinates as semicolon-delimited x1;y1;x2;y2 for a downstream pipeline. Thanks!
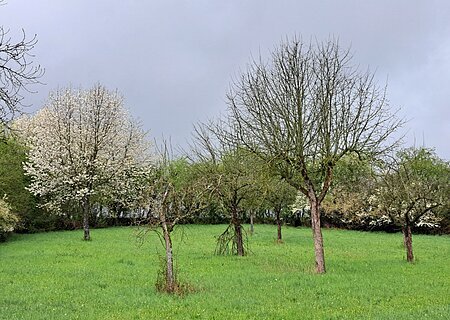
1;225;449;319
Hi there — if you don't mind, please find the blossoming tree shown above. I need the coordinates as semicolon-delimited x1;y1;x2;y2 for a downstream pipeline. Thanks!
376;147;450;262
19;84;150;240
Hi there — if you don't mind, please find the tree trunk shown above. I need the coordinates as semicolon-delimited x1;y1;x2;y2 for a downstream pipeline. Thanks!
403;224;414;263
235;222;244;256
82;198;91;241
250;213;254;235
231;206;244;256
276;208;282;242
310;198;326;273
162;220;175;292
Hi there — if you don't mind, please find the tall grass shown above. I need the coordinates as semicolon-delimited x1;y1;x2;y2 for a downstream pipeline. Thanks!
1;225;449;319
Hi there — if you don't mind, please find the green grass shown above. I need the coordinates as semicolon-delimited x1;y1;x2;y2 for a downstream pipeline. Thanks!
1;225;449;319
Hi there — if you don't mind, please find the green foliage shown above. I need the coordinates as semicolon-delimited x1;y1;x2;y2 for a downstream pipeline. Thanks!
0;226;449;319
143;153;214;293
321;153;377;227
376;147;450;229
196;148;268;255
0;136;50;232
0;137;29;213
147;156;210;226
202;148;268;219
263;177;297;214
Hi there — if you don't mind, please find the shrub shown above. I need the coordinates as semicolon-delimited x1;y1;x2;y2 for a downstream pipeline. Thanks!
0;198;19;241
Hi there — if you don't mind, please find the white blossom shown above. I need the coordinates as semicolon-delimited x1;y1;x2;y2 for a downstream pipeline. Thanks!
16;85;152;215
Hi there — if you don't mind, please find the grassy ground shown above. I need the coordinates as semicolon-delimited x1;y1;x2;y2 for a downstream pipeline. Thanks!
0;225;449;319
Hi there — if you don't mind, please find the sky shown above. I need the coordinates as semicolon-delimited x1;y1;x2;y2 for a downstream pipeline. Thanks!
2;0;449;159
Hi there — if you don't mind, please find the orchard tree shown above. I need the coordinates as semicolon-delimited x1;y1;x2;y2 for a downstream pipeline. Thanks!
321;153;376;228
192;127;266;256
143;147;211;294
264;177;297;242
210;149;265;256
18;85;150;240
238;156;274;236
376;147;450;262
210;37;402;273
0;1;43;127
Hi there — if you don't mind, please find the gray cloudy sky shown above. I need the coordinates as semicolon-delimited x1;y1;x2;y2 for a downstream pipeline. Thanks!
3;0;450;158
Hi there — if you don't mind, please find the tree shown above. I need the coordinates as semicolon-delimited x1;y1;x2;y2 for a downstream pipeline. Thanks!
264;177;297;242
375;147;450;262
211;150;264;256
0;2;43;127
0;131;45;232
191;129;266;256
18;85;149;240
321;153;376;229
211;37;402;273
143;148;211;294
0;131;29;214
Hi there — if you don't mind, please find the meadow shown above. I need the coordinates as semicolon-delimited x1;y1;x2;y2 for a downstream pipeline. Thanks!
1;225;449;319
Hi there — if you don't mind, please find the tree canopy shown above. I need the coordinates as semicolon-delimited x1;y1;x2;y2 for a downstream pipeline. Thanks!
375;147;450;262
17;84;150;240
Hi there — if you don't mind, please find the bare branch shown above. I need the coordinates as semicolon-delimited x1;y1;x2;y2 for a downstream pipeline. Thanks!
0;23;44;126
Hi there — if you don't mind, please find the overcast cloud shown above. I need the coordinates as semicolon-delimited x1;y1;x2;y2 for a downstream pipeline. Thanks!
2;0;449;158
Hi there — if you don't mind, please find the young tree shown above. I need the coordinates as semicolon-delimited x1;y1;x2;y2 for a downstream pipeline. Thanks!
18;85;149;240
211;37;402;273
143;149;211;294
0;2;43;127
191;128;266;256
212;150;264;256
375;147;450;262
264;177;297;242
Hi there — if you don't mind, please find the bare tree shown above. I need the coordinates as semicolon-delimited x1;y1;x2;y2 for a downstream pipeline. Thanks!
0;4;43;126
211;37;403;273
